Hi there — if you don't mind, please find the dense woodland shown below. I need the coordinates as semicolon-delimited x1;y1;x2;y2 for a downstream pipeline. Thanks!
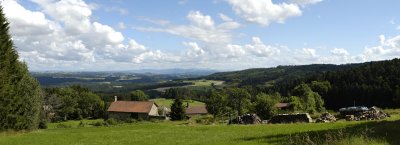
204;59;400;110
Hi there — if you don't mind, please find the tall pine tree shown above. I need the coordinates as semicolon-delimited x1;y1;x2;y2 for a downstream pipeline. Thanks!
0;6;43;130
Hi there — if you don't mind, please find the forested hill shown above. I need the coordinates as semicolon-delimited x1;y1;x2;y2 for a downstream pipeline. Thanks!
204;63;362;86
206;58;400;109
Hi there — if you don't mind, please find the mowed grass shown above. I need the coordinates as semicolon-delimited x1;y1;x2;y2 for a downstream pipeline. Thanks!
1;115;400;145
150;98;205;108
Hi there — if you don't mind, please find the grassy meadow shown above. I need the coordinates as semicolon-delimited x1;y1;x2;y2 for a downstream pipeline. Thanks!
184;79;224;87
150;98;205;108
1;114;400;145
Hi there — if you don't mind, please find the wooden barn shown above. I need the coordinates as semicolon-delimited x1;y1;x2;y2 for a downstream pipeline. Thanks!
107;101;159;120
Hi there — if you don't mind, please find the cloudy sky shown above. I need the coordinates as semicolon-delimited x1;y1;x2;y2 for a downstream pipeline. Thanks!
3;0;400;71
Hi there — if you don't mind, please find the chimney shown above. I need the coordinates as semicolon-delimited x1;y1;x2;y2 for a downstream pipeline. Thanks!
114;96;118;102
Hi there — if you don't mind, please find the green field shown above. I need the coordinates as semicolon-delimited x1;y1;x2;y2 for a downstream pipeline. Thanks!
185;79;224;86
150;98;205;108
1;115;400;145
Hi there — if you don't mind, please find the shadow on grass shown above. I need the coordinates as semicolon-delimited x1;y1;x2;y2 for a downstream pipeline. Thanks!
239;120;400;145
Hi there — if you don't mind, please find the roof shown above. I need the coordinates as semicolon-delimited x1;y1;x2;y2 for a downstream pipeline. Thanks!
107;101;157;113
275;103;289;108
186;106;208;115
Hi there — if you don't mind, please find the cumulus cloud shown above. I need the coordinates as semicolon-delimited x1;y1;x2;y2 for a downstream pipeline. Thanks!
136;11;240;45
362;35;400;60
3;0;172;70
226;0;302;26
331;48;349;56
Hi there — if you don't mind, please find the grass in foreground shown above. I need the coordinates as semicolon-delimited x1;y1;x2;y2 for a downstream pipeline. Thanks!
1;115;400;145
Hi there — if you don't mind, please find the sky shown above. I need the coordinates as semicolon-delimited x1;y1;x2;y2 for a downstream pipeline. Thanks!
2;0;400;71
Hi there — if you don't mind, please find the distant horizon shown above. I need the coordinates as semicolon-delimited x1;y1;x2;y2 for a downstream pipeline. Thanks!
4;0;400;71
29;58;398;72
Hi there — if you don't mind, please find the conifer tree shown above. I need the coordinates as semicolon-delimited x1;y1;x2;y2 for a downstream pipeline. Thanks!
0;6;43;130
170;98;186;120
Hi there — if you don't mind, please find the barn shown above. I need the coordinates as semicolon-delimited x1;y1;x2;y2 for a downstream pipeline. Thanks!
107;101;159;120
185;106;208;116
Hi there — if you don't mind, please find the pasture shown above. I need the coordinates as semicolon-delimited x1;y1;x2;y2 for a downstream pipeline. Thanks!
150;98;205;108
1;115;399;145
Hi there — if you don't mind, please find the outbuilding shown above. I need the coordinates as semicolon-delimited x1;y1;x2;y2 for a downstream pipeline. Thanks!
107;101;159;120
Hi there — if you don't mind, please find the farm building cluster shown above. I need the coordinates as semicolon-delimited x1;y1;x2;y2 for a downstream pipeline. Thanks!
106;96;389;124
107;97;208;120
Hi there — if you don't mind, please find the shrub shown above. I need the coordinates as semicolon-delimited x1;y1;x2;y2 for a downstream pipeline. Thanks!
78;121;85;127
125;119;137;123
92;121;106;127
56;124;71;128
105;119;118;125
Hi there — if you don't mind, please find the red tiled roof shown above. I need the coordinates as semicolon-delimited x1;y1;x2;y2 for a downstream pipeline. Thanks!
186;106;208;115
107;101;156;113
275;103;289;108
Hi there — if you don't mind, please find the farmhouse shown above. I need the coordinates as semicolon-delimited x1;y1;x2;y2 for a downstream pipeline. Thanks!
185;106;208;116
107;100;159;120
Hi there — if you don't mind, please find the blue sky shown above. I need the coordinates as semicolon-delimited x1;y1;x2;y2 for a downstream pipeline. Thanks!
3;0;400;71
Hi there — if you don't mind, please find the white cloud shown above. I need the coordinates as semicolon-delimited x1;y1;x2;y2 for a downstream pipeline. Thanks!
331;48;349;56
3;0;174;70
136;11;239;45
219;13;233;21
187;11;215;29
117;22;126;29
362;35;400;60
289;0;323;6
245;37;280;57
137;16;170;26
226;0;302;26
302;48;317;57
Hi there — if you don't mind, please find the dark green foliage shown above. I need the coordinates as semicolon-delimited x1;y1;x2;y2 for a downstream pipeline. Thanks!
205;90;229;119
170;98;186;121
310;81;331;96
0;6;43;131
162;87;192;99
130;90;148;101
292;83;325;113
252;93;280;120
227;88;251;115
43;86;104;121
205;64;358;86
288;96;304;111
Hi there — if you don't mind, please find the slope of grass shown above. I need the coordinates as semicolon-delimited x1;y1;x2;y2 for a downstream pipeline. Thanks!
150;98;205;108
1;115;399;145
184;79;224;86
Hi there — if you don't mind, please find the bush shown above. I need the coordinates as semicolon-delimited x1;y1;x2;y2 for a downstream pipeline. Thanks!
38;120;48;129
105;119;118;125
78;121;85;127
125;119;138;123
56;124;71;128
92;121;106;127
192;116;214;125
